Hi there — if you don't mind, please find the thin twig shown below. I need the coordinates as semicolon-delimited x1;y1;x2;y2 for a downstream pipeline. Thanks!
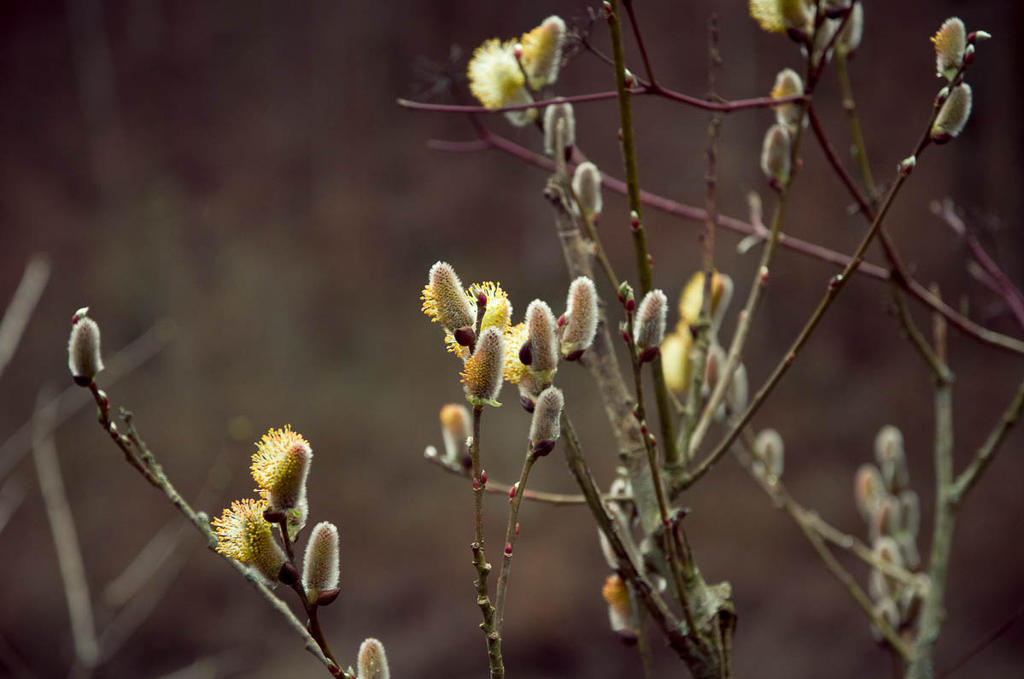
467;405;504;679
494;447;538;630
425;449;632;504
950;374;1024;505
0;322;172;481
938;602;1024;678
606;0;678;469
453;126;892;279
679;97;948;491
82;380;340;676
32;389;99;671
0;254;50;380
931;199;1024;331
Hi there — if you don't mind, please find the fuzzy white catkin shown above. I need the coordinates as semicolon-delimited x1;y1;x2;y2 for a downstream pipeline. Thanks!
633;290;667;351
760;124;791;184
931;84;972;143
543;102;575;156
357;638;390;679
572;162;603;218
874;425;909;492
68;307;104;381
561;276;598;357
754;429;784;478
525;299;559;377
302;521;340;602
529;386;564;452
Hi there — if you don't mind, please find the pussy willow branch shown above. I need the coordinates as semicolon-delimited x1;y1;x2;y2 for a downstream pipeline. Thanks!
430;126;891;281
684;101;811;462
622;0;657;86
559;413;691;654
834;51;878;199
806;100;1024;356
679;15;723;465
906;301;955;679
493;447;539;631
606;0;679;471
80;380;340;676
733;437;915;660
1;322;171;482
467;405;504;679
625;310;697;634
931;200;1024;331
950;375;1024;505
397;89;804;116
679;97;947;491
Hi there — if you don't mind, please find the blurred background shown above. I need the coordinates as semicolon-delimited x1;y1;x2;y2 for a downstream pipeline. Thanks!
2;1;1022;677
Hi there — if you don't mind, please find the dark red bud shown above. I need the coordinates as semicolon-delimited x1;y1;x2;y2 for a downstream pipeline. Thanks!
519;341;533;366
454;326;476;347
509;486;516;498
515;522;520;535
520;395;536;413
638;346;661;364
624;298;636;312
461;454;473;470
557;313;566;327
620;329;631;344
480;470;488;485
263;509;286;523
73;375;92;387
315;588;341;606
278;562;299;586
505;542;513;555
564;348;585;361
532;439;556;456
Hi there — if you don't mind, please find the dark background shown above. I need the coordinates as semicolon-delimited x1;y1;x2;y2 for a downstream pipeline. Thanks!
2;1;1022;677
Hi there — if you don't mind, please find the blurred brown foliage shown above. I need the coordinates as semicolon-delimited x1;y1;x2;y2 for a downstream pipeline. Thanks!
1;1;1023;677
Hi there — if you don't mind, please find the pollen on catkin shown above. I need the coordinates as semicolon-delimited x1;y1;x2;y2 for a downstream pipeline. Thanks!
439;404;471;465
301;521;340;604
462;327;506;406
525;299;559;382
561;276;599;359
422;262;476;335
529;386;564;456
467;39;536;126
931;84;972;144
633;289;667;360
749;0;811;34
251;426;312;511
601;574;637;640
211;498;286;586
503;322;530;385
520;16;566;90
572;162;603;219
932;17;966;81
357;638;390;679
68;307;104;384
543;102;575;156
771;68;804;129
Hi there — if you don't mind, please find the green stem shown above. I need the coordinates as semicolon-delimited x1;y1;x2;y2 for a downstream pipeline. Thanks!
493;449;538;630
606;0;679;468
834;53;877;199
